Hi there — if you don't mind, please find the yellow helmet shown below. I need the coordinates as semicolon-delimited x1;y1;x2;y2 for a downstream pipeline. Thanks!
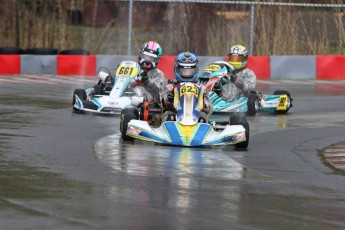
228;44;248;70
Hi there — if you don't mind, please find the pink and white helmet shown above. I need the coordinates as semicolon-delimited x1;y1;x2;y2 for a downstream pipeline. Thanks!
138;41;163;71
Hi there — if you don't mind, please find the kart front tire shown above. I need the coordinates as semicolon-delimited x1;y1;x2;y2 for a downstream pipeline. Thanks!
229;113;249;149
273;90;292;114
247;93;258;116
73;89;87;111
120;108;139;141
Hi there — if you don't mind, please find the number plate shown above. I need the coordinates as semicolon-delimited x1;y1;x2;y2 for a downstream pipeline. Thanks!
180;85;199;97
276;95;287;110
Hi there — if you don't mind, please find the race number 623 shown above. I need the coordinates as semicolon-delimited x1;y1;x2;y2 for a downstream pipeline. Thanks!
180;85;199;97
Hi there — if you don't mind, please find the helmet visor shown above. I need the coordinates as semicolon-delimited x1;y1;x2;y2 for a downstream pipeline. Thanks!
229;55;246;63
177;67;197;78
140;52;157;63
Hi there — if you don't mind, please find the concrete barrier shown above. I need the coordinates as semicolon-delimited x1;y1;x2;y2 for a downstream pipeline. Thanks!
0;54;344;80
21;55;57;74
270;56;316;80
57;55;96;76
316;56;345;80
0;55;20;74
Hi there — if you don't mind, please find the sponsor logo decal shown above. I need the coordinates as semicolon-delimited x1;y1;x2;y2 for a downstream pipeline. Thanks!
127;126;141;135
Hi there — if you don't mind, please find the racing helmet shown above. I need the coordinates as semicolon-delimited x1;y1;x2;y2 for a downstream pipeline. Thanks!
174;52;199;83
104;75;114;94
228;44;249;70
138;41;163;71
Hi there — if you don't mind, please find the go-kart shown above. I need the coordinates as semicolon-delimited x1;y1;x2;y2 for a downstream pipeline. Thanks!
72;61;140;114
200;62;293;116
120;82;249;148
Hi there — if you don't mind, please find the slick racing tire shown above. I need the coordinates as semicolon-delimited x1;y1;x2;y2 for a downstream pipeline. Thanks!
120;108;139;141
273;90;292;114
246;93;258;116
72;89;87;111
229;113;249;149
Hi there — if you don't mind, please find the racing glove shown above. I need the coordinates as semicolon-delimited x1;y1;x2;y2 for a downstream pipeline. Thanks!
140;72;149;85
230;74;237;83
220;76;230;85
131;96;144;106
130;79;142;87
167;92;174;102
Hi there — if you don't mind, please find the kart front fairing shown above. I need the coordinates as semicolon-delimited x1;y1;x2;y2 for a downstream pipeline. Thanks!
126;82;246;146
127;120;246;146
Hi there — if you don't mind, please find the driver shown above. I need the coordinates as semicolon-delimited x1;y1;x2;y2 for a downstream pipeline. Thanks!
162;52;212;123
130;41;165;105
92;71;114;95
218;44;257;101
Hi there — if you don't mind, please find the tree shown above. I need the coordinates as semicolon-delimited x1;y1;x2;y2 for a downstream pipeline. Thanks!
163;2;210;55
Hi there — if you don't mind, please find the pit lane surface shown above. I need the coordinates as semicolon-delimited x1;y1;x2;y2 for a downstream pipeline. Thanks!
1;75;345;229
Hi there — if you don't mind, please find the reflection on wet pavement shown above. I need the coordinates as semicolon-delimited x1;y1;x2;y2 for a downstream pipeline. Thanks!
0;157;95;228
0;96;70;108
95;134;279;182
0;96;70;130
95;111;345;185
249;111;345;135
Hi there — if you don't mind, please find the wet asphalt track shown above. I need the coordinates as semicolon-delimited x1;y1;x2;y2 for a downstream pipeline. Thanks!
1;75;345;229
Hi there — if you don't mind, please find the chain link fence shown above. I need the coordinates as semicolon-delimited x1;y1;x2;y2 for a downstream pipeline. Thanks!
0;0;344;56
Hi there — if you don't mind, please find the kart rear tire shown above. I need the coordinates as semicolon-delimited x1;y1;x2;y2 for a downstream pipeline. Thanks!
120;108;139;141
229;113;249;149
246;93;258;116
273;90;292;114
73;89;87;111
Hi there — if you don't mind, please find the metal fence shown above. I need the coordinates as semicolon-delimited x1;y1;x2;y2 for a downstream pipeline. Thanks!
0;0;344;56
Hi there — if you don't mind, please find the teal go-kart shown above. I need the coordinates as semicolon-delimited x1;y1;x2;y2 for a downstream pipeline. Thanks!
72;61;140;114
200;62;293;116
120;82;250;148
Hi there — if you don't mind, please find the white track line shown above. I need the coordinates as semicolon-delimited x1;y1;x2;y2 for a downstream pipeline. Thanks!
324;153;345;157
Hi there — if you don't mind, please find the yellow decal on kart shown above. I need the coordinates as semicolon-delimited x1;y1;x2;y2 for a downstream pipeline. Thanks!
198;90;204;111
276;95;287;110
115;66;139;77
180;85;199;98
177;123;198;143
204;64;221;72
174;87;180;110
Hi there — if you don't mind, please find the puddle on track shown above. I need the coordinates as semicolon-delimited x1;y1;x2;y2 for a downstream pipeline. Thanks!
95;134;282;182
